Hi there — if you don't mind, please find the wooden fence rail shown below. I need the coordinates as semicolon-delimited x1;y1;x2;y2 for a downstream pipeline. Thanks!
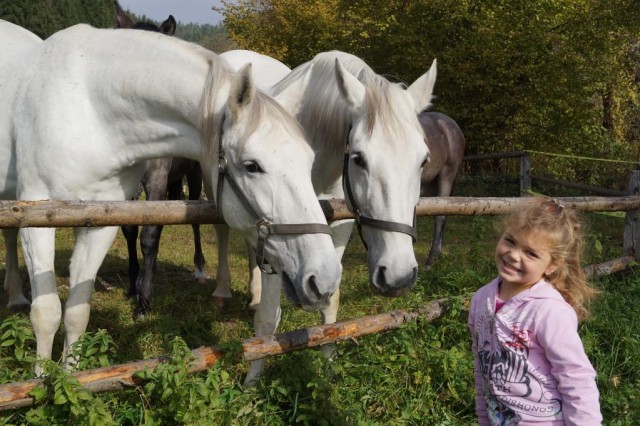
0;299;448;410
1;194;638;267
1;196;639;227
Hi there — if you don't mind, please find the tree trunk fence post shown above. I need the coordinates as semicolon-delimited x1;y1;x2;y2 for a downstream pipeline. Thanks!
520;153;532;196
623;170;640;260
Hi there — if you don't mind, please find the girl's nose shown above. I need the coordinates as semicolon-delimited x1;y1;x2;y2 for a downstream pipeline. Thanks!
505;249;520;261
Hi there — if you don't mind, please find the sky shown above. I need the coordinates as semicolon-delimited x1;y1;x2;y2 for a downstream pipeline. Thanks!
117;0;226;26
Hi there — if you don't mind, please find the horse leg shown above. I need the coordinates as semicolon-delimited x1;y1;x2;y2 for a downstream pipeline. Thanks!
20;227;60;376
191;224;207;283
184;164;207;283
64;226;119;369
425;177;455;268
245;241;262;308
318;219;353;359
212;223;232;307
245;272;282;386
134;158;171;318
426;215;446;268
3;228;29;310
120;225;140;297
135;224;163;319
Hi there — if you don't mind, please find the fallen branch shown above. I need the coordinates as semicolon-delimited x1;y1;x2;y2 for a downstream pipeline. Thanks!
0;299;448;411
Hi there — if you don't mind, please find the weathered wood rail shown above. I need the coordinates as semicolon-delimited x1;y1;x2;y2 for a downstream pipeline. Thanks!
0;299;447;410
1;194;639;263
1;195;639;227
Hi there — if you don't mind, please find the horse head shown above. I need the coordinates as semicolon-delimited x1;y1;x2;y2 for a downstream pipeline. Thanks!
114;0;176;35
203;63;342;309
334;55;436;297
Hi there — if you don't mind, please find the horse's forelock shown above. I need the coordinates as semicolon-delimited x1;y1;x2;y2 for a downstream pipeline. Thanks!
361;71;424;146
238;92;307;148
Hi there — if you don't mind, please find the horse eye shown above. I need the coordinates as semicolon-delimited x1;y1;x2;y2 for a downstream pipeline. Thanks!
351;152;366;168
421;154;430;168
243;160;264;173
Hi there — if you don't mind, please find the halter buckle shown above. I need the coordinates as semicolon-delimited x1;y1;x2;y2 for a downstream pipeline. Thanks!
256;219;272;237
218;154;228;173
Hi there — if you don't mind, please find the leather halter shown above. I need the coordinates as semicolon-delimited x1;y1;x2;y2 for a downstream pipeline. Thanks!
342;125;418;250
216;120;332;274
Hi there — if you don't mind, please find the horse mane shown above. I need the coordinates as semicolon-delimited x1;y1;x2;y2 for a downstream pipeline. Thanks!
271;50;424;157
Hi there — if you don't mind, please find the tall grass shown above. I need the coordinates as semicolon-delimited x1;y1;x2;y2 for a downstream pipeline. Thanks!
0;195;638;424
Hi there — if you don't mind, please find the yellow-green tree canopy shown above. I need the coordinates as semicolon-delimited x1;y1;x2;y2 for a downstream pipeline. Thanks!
220;0;640;187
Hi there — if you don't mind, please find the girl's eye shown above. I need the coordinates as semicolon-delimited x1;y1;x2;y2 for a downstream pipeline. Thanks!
526;250;539;259
243;160;264;173
504;237;515;245
351;152;366;168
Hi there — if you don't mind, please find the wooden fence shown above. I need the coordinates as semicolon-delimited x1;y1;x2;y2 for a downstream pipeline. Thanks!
0;185;639;409
463;150;633;197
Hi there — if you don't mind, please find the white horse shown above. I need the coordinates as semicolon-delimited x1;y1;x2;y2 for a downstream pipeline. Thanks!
0;20;43;311
221;49;292;90
218;50;435;385
0;23;342;374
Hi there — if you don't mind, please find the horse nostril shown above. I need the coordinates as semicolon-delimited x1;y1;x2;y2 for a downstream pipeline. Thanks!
375;266;388;287
306;275;322;300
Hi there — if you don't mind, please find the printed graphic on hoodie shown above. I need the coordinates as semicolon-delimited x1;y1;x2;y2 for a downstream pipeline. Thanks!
477;311;562;424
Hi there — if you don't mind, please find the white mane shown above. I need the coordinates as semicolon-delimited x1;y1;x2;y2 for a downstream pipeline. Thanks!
271;50;426;157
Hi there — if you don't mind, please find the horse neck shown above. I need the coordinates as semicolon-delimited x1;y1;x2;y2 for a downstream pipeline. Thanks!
76;27;227;162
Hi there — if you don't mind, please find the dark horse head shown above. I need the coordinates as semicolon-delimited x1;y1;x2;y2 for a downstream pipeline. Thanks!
114;0;176;35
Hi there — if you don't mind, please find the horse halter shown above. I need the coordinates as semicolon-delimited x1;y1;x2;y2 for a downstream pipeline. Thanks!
216;127;332;274
342;125;418;250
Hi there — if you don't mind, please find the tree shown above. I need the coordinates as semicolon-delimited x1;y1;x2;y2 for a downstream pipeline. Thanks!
219;0;640;186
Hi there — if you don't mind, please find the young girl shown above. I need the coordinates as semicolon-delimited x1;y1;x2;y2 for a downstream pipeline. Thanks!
468;197;602;425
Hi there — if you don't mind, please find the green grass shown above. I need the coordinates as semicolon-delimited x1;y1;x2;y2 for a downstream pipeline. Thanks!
0;197;638;424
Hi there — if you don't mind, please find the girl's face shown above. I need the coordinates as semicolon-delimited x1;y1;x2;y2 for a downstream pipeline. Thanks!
495;227;559;292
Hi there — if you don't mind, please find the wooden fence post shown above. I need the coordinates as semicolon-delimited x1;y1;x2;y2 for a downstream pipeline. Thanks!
623;170;640;259
520;153;531;196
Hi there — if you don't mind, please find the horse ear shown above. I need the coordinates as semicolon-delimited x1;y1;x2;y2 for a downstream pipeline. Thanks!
160;15;177;35
114;0;135;29
335;58;366;108
407;59;437;113
228;63;256;120
272;63;312;116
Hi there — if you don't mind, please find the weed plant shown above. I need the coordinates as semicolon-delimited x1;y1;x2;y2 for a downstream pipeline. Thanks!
0;182;638;424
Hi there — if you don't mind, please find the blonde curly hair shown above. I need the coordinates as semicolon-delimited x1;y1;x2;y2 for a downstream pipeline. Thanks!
502;197;599;321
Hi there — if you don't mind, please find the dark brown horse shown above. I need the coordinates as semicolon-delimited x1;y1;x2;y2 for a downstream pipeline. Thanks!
419;111;466;268
115;1;207;318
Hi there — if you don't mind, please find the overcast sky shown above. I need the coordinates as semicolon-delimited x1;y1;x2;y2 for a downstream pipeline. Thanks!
117;0;226;26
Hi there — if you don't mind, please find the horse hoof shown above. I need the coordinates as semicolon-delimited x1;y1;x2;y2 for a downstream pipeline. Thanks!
132;306;150;321
195;276;209;285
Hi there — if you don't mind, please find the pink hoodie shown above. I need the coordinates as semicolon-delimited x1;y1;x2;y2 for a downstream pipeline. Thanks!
468;278;602;425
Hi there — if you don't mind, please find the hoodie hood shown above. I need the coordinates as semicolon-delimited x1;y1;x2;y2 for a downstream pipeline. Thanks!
490;277;566;312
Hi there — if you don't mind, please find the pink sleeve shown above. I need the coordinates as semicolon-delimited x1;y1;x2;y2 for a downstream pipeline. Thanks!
469;294;489;425
536;302;602;426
